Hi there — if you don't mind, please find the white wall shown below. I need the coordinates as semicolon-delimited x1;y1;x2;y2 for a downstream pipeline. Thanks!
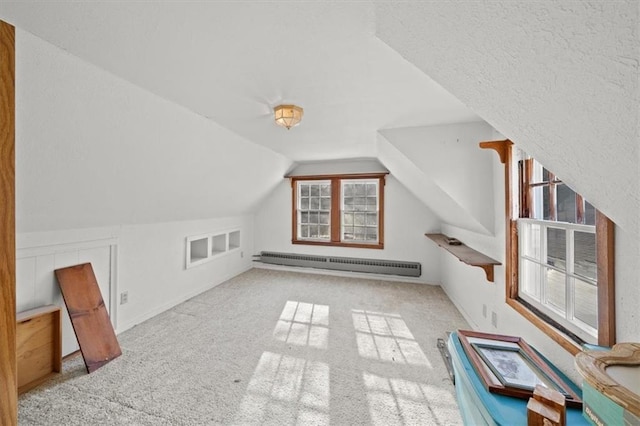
17;215;253;355
380;122;495;234
254;175;443;284
15;29;290;233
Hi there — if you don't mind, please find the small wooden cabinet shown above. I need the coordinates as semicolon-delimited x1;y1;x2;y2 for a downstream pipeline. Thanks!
16;305;62;394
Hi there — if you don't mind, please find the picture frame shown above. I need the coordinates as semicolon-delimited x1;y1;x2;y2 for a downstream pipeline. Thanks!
457;330;582;408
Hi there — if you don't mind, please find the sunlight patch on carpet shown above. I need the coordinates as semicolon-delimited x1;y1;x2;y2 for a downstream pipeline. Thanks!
363;371;459;426
353;310;432;367
273;301;329;349
234;351;330;425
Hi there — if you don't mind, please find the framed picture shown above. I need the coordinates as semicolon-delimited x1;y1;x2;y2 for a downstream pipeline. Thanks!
457;330;582;408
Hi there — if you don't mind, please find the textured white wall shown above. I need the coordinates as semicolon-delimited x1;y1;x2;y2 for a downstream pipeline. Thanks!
380;122;495;234
15;30;290;232
376;1;640;238
253;176;443;284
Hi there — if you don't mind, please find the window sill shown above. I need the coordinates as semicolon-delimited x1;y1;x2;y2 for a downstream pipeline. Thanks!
292;240;384;250
506;297;582;356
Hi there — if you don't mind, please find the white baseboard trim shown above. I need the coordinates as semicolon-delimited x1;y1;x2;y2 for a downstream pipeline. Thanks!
116;264;252;334
252;261;438;285
438;284;479;330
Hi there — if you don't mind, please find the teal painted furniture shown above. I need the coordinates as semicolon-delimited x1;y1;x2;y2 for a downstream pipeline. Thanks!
448;331;588;425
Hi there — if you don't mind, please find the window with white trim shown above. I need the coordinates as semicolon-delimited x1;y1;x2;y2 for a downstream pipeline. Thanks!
517;155;610;346
292;174;385;249
341;179;379;243
297;180;332;240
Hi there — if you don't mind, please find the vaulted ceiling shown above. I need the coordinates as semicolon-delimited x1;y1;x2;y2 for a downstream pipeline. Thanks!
3;2;638;237
2;2;479;161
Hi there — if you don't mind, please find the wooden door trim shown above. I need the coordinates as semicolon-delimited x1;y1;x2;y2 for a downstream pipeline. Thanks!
0;19;17;426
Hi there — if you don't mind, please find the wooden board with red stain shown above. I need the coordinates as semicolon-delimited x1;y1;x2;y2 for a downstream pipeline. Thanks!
55;263;121;373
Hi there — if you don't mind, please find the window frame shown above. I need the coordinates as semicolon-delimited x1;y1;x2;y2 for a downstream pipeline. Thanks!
291;173;386;249
480;140;615;354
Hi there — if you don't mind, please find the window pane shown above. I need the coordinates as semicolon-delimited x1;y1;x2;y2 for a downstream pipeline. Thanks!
366;183;377;196
546;228;566;270
532;186;550;220
319;212;330;225
343;227;354;240
354;197;366;209
320;197;331;210
300;197;309;210
354;213;365;226
366;230;377;241
544;267;566;312
309;225;319;238
301;185;309;196
521;259;541;300
319;225;330;238
522;222;541;260
574;231;596;281
343;212;353;226
366;213;377;226
301;225;309;238
310;185;319;196
310;197;319;209
344;197;354;208
584;201;596;226
344;184;354;196
542;168;550;182
574;278;597;329
557;184;577;223
320;184;330;196
308;212;318;224
301;212;309;223
355;184;366;196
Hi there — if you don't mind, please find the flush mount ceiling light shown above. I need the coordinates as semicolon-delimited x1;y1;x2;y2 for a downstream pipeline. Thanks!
274;104;304;130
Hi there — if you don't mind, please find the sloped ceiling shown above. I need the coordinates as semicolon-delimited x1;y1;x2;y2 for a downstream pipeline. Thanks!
379;122;496;235
1;2;479;161
4;2;636;236
375;1;640;235
2;1;488;233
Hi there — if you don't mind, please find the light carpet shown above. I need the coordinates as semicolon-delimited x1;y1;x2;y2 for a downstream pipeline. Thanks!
19;268;469;425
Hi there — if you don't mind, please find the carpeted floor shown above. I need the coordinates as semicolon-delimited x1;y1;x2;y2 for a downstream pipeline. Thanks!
19;268;469;425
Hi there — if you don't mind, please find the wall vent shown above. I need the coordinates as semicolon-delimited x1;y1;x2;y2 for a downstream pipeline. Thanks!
256;251;421;277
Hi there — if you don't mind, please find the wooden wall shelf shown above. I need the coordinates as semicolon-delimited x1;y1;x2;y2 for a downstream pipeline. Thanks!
425;233;501;282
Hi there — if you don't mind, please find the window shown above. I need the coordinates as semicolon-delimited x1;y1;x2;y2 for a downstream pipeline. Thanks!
480;140;614;354
291;174;385;249
518;158;601;343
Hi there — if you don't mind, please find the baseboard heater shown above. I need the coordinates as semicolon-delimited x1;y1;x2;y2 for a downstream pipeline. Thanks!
256;251;421;277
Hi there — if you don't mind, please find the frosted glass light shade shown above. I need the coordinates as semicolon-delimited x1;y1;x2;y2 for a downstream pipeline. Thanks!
274;104;304;129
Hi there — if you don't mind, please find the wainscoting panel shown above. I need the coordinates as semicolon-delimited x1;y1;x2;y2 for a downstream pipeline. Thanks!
17;239;116;356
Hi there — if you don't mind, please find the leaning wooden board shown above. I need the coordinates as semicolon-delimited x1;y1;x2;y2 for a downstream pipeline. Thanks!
55;263;121;373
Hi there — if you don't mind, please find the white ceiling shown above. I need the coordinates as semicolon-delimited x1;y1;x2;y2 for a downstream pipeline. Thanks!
2;1;480;161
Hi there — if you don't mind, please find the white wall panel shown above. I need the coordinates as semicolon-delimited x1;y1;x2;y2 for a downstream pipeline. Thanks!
17;240;115;356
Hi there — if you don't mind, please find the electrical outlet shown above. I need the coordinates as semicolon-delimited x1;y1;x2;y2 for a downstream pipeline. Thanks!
491;311;498;328
482;304;487;318
120;291;128;305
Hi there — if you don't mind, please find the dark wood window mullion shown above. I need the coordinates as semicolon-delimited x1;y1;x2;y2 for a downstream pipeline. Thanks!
576;194;585;224
548;172;557;221
330;177;341;243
